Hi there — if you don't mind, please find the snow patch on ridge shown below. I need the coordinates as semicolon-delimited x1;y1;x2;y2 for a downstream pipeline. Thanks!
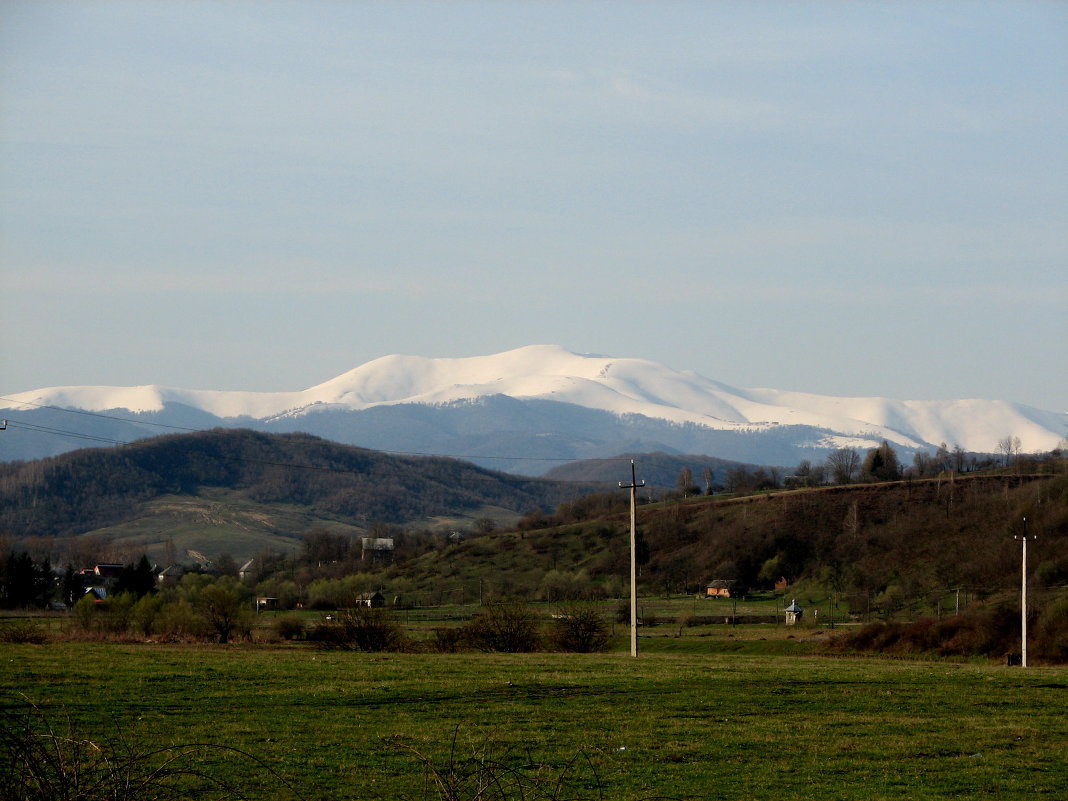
3;345;1065;455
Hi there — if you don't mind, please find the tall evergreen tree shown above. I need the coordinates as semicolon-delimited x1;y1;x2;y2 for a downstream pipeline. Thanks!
863;440;901;482
115;555;156;598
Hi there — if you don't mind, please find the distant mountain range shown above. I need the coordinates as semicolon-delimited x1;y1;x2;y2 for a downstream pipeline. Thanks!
2;345;1064;473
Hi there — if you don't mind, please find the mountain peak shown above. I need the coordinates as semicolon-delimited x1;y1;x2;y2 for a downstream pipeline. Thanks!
2;347;1065;467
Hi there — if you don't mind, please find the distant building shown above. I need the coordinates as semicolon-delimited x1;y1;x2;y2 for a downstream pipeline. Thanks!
80;564;123;588
785;599;803;625
157;565;184;587
361;537;394;565
357;591;386;608
705;580;735;598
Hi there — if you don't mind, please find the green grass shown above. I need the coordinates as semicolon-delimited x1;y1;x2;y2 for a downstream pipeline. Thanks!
2;643;1066;800
81;489;525;565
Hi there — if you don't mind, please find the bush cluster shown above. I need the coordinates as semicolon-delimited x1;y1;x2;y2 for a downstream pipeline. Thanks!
63;575;254;644
830;593;1068;662
309;606;408;652
306;603;612;654
0;621;49;645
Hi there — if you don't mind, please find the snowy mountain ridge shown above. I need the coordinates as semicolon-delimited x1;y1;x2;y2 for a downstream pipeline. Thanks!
2;345;1064;466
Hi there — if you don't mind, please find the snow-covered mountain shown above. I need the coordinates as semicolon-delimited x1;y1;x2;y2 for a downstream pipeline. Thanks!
2;345;1064;473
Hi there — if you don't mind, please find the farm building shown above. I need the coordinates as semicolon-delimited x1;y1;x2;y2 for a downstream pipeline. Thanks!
361;537;395;564
358;591;386;608
705;580;735;598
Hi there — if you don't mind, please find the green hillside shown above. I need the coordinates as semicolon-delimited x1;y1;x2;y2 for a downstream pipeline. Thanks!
0;429;601;563
251;470;1068;620
3;428;1066;623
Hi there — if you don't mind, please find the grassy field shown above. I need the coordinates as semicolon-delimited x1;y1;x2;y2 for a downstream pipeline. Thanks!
2;641;1066;800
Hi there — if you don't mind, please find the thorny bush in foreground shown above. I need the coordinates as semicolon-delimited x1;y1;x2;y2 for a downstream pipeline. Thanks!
0;698;302;801
389;727;685;801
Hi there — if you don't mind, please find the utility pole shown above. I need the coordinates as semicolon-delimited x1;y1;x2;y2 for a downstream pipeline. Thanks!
1015;517;1036;667
620;460;645;658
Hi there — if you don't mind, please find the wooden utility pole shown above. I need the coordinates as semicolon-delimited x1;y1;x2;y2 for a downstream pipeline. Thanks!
619;460;645;658
1015;517;1036;667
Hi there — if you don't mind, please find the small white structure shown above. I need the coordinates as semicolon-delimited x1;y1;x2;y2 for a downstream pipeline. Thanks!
785;599;804;626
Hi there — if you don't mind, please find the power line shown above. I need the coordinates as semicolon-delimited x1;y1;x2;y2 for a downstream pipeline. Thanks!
3;419;128;446
0;395;200;431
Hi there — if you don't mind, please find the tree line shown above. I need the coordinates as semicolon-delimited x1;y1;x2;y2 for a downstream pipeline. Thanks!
675;438;1065;495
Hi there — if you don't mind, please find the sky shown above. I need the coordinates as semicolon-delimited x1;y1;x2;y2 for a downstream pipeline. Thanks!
2;1;1066;411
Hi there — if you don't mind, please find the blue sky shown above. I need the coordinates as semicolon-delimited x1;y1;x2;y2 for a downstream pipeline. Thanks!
2;1;1066;411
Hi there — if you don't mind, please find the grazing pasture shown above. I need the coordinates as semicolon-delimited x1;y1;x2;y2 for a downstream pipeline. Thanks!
1;643;1065;800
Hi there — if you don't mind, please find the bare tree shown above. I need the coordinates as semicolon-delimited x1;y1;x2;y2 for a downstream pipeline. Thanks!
996;435;1022;468
952;444;968;473
825;448;860;485
677;467;698;497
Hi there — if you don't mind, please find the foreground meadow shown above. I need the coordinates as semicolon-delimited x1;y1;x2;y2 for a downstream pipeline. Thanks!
1;642;1065;800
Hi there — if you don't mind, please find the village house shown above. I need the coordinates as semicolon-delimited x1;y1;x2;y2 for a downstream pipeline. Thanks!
83;586;108;604
157;564;184;587
79;564;124;587
357;591;385;608
361;537;394;565
705;580;735;598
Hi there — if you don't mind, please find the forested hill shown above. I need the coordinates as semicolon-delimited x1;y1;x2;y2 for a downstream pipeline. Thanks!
0;429;594;538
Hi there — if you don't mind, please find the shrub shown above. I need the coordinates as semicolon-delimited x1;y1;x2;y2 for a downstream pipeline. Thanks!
548;606;611;653
71;594;98;633
462;604;542;653
0;621;48;645
390;728;603;801
131;593;165;638
100;592;136;636
192;579;253;644
154;599;205;642
430;626;466;653
1033;593;1068;663
828;601;1066;662
0;699;296;801
309;606;407;652
271;613;306;642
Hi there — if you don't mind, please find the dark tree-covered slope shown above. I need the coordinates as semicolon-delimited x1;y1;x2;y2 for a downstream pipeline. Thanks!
0;429;591;537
